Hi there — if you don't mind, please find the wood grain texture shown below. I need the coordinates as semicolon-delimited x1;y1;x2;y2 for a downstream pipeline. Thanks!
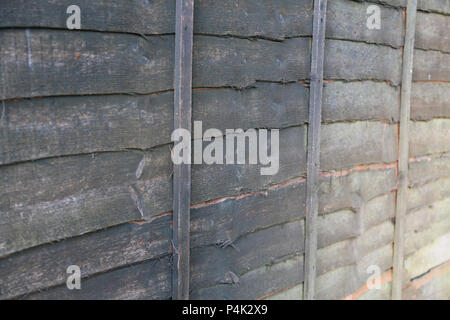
0;30;310;100
25;256;172;300
304;0;328;301
0;0;313;39
0;215;171;299
0;148;172;256
172;0;194;300
0;82;308;166
393;0;417;300
324;39;402;84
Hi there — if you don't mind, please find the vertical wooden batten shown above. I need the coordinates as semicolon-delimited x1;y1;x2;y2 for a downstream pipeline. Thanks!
304;0;328;300
392;0;418;301
172;0;194;300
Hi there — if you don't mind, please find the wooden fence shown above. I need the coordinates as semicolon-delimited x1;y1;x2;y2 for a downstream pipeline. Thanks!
0;0;449;300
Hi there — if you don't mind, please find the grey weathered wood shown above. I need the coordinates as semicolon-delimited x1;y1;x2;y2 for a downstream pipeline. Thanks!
0;215;171;299
0;0;313;39
0;149;172;257
0;29;310;100
172;0;194;301
191;255;304;300
415;11;450;52
191;179;306;249
25;256;172;300
0;82;308;166
327;0;404;48
411;83;450;120
304;0;327;301
323;81;400;123
191;220;305;292
324;39;402;85
413;48;450;81
0;125;306;256
392;0;417;301
320;122;398;171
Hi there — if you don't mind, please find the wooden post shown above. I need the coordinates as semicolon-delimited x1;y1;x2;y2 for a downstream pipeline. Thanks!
304;0;328;300
172;0;194;300
392;0;417;300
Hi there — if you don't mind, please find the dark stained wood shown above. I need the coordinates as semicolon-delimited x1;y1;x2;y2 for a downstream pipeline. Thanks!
304;0;328;300
172;0;194;300
0;0;313;39
25;256;172;300
0;216;171;299
0;29;310;100
0;82;308;166
393;0;418;301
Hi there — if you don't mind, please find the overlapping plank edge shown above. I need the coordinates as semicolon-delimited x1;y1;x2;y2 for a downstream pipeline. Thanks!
0;177;307;299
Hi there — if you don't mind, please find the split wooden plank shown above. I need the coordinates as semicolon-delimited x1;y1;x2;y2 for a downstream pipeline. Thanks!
172;0;194;300
392;0;418;301
304;0;328;300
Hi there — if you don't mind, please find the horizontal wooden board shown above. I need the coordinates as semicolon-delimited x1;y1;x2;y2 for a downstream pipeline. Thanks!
416;12;450;52
317;221;394;277
191;179;306;248
0;125;306;256
413;49;450;81
25;256;172;300
407;177;450;212
316;243;393;299
0;215;171;299
323;81;399;122
324;39;402;84
319;168;397;215
409;119;450;157
0;148;172;256
0;30;310;99
190;255;304;300
0;82;308;165
320;122;398;170
409;154;450;187
0;0;313;39
327;0;403;48
371;0;450;14
411;83;450;120
191;125;307;203
191;220;304;291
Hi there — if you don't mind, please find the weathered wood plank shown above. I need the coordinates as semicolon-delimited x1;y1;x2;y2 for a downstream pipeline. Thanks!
0;82;308;166
191;179;306;249
415;11;450;52
1;177;306;298
320;122;398;171
172;0;194;301
0;0;313;39
409;155;450;187
0;125;306;256
0;30;310;99
0;148;172;256
409;119;450;157
323;81;400;123
191;125;307;203
411;83;450;120
0;215;171;299
319;168;397;215
304;0;328;301
324;39;402;84
25;256;172;300
327;0;403;48
413;49;450;81
190;255;304;300
393;0;417;300
191;220;304;292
